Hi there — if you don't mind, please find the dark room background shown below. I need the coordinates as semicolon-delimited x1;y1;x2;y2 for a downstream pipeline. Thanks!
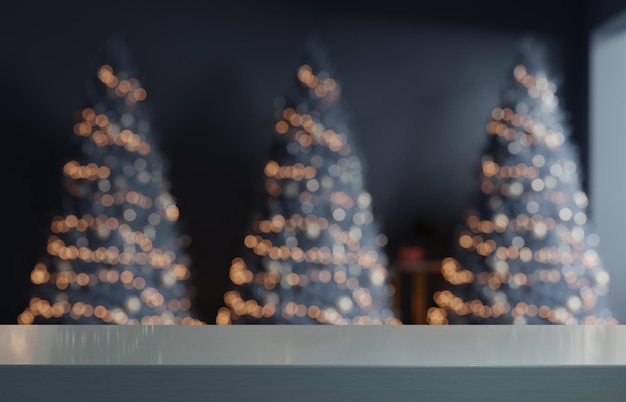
1;0;624;324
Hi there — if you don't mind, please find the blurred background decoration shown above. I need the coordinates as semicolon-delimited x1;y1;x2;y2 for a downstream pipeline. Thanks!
216;40;399;325
1;0;625;325
16;37;204;325
429;38;617;325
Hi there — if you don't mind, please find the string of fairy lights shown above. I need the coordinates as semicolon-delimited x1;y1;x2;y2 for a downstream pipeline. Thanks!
428;63;617;325
17;63;204;325
216;61;400;325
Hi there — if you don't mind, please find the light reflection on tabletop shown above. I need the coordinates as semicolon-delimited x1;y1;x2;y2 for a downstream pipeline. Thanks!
0;325;624;366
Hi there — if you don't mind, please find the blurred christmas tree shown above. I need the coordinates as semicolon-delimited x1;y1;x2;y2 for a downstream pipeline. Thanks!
216;40;399;325
17;37;204;325
429;38;617;325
